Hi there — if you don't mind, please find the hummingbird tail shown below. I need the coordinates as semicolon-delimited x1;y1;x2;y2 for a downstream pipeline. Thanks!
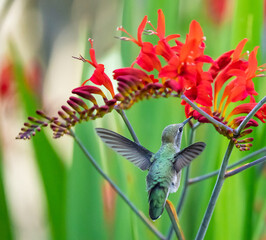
148;185;168;220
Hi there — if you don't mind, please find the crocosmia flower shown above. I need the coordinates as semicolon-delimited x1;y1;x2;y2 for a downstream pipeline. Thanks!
17;9;266;152
74;38;115;97
185;40;266;150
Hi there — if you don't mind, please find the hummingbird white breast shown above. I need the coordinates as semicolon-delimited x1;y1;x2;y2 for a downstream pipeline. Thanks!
170;171;181;193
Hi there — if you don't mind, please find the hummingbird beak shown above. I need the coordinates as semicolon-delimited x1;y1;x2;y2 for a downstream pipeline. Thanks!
182;116;193;126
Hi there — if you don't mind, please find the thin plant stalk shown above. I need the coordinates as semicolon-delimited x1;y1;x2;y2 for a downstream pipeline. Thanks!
225;156;266;178
195;99;266;239
116;109;140;144
180;94;234;133
70;130;165;240
176;123;197;214
188;147;266;185
236;96;266;134
166;122;197;240
195;140;234;240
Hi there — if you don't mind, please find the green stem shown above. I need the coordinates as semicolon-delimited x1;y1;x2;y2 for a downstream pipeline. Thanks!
195;140;234;240
177;123;196;213
116;109;140;144
225;156;266;178
188;147;266;185
236;96;266;134
180;95;235;133
166;122;197;240
194;97;266;239
70;130;165;240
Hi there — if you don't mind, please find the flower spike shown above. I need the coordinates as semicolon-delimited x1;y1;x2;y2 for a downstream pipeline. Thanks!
17;9;266;151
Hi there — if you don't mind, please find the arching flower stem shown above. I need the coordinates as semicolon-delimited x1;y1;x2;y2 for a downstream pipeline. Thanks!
181;94;235;133
116;109;140;144
195;97;266;239
195;140;234;240
235;96;266;135
188;147;266;184
224;156;266;178
166;122;198;240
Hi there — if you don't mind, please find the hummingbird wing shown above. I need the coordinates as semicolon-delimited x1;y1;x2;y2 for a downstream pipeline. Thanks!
96;128;153;170
173;142;206;172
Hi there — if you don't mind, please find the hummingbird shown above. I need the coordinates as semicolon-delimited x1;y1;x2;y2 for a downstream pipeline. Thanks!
96;118;206;220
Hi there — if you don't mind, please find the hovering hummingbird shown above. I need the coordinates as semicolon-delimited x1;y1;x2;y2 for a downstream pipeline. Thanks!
96;118;206;220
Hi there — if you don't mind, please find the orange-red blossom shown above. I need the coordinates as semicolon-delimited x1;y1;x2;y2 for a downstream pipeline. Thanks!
76;9;265;150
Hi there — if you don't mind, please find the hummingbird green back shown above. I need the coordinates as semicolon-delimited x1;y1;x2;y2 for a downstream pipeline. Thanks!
147;123;183;220
96;118;206;220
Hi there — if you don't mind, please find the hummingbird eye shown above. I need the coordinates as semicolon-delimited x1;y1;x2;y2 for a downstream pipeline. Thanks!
178;127;183;132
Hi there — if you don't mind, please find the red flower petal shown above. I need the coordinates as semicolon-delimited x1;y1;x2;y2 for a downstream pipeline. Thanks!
232;38;248;61
227;103;266;123
113;67;155;84
230;116;258;129
164;79;184;93
159;56;180;78
195;55;214;64
188;20;204;43
209;50;234;78
157;9;165;39
135;42;162;71
137;15;148;45
192;106;213;123
89;64;115;97
246;46;259;80
156;40;175;61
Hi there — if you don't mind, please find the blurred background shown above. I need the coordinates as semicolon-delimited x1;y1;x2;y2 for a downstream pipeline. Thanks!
0;0;265;239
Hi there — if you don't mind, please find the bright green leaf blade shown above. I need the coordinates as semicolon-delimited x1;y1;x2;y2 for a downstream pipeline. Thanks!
66;122;107;240
231;0;264;51
231;1;265;239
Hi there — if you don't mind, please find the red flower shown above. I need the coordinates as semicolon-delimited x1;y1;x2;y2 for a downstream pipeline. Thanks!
219;47;259;117
113;67;157;84
150;9;180;62
78;39;115;97
86;10;265;151
227;103;266;124
116;10;214;107
73;9;265;151
184;38;266;150
18;9;266;144
213;38;248;111
117;14;161;71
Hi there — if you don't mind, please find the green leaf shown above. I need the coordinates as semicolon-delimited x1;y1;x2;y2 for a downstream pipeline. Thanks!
66;122;106;240
231;0;264;52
